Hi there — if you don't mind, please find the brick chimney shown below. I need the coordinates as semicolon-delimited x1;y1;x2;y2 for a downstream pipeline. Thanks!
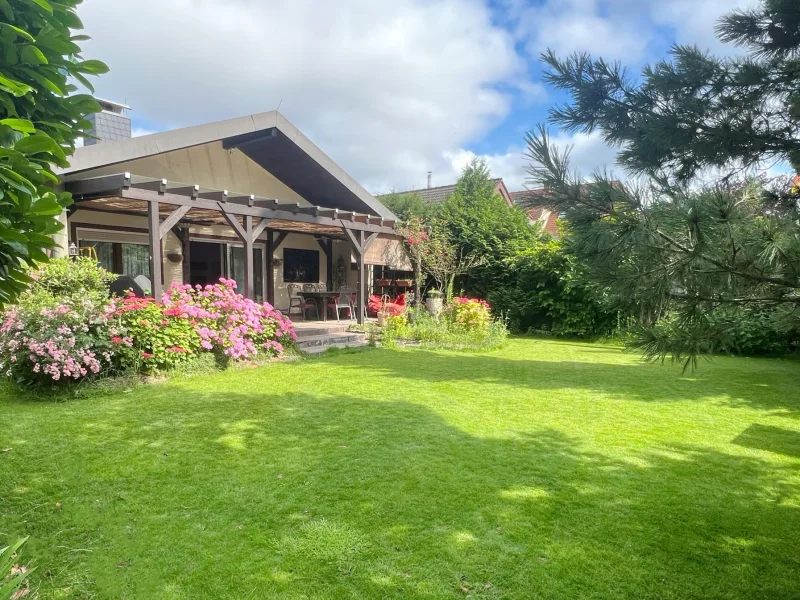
84;98;131;145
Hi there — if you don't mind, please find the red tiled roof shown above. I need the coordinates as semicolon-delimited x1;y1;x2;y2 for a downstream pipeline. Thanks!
379;178;511;205
510;189;560;237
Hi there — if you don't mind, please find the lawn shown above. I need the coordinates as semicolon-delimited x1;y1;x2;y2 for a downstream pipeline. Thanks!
1;338;799;599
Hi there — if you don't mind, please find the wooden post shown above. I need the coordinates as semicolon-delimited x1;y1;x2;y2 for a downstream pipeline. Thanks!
357;231;366;324
267;230;274;306
244;215;254;300
326;239;333;291
148;200;163;299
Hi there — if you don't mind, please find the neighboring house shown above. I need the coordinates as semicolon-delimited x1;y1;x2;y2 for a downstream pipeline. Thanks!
381;178;515;207
54;105;400;323
509;190;561;237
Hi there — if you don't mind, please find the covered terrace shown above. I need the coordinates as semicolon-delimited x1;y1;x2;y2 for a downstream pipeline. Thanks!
64;173;399;324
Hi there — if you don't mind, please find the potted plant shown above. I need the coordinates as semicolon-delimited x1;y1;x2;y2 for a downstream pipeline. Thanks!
395;279;412;288
426;289;443;318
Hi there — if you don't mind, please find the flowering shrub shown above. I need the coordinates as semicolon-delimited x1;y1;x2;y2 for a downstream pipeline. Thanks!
107;293;202;373
381;301;508;351
162;279;296;360
442;297;492;332
0;300;113;386
0;267;297;387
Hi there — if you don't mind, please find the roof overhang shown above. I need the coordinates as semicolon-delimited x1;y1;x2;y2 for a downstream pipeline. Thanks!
61;111;395;219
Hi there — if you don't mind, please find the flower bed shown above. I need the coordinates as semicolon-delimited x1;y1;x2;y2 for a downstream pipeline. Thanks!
381;297;507;351
0;259;297;387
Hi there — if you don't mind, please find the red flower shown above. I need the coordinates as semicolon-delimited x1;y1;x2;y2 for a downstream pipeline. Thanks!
141;352;153;359
111;336;122;344
166;346;186;353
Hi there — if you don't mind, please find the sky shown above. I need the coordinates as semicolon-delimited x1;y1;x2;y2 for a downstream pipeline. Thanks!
78;0;753;194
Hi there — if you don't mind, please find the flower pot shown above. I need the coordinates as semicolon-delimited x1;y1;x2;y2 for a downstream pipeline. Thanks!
395;279;412;288
377;311;387;327
376;279;393;287
426;296;443;317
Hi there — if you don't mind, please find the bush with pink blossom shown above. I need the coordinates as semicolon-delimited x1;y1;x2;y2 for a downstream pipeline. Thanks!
0;300;113;386
106;293;202;373
162;279;296;360
0;263;297;387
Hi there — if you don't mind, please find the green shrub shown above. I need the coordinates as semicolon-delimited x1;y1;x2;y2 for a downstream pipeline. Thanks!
487;239;617;337
641;306;799;358
26;257;116;307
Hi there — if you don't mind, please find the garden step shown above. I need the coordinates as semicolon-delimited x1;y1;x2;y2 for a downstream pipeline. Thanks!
296;332;365;351
294;323;353;338
303;340;370;355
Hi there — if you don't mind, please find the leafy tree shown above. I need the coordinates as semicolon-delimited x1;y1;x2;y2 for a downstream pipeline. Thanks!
524;0;800;366
438;158;536;298
0;0;107;306
380;191;431;222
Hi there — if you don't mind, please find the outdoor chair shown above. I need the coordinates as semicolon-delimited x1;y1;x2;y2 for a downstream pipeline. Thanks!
329;286;354;321
287;284;305;321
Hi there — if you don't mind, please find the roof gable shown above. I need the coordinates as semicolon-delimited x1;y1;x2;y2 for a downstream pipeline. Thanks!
61;111;394;219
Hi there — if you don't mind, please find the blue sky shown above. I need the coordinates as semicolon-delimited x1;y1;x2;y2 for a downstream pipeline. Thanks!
79;0;751;192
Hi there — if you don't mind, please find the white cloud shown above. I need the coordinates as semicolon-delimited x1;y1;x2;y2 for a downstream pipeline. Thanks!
428;130;621;195
511;0;755;63
79;0;531;194
651;0;755;53
131;127;157;138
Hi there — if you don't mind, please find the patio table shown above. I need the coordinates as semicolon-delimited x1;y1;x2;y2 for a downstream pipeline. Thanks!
300;290;344;322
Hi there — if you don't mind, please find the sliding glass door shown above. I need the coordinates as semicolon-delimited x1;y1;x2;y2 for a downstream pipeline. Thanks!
228;245;265;302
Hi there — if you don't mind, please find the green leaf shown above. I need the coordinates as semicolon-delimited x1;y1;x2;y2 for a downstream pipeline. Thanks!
75;59;108;75
15;133;61;156
29;0;53;13
0;22;35;42
0;75;33;97
0;225;27;243
20;44;48;65
30;195;63;215
0;118;35;133
71;71;94;93
23;69;67;96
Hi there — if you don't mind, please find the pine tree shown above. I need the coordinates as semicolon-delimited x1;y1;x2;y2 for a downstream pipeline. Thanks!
524;0;800;367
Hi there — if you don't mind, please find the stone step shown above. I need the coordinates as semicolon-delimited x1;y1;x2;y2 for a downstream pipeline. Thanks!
303;340;370;355
294;323;353;338
296;332;364;351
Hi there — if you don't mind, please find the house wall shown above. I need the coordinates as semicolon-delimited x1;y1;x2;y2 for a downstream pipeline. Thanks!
61;142;310;205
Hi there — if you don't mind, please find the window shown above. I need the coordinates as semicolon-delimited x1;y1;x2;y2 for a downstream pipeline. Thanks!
121;244;150;279
80;239;150;279
283;248;319;283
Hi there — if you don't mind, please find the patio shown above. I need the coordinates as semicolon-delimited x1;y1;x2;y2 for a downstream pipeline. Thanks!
64;173;400;324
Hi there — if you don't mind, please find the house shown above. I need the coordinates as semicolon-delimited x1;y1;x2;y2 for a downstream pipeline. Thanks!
381;177;515;207
54;104;401;323
509;190;561;237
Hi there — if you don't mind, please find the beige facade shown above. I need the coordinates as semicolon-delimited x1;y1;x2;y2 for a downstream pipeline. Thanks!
62;142;310;206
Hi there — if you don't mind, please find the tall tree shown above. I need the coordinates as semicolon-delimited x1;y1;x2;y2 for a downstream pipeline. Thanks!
0;0;107;306
524;0;800;366
439;159;535;299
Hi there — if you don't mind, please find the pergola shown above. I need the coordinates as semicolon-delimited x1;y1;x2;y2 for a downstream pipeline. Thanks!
65;173;399;323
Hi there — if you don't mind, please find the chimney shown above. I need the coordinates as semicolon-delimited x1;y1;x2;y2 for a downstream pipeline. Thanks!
84;98;132;146
426;171;432;189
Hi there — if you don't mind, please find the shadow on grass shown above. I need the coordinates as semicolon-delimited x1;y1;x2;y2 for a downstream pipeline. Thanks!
310;347;800;415
2;386;799;599
733;424;800;459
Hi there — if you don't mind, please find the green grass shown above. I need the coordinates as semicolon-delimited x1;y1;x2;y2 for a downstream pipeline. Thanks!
1;338;799;599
